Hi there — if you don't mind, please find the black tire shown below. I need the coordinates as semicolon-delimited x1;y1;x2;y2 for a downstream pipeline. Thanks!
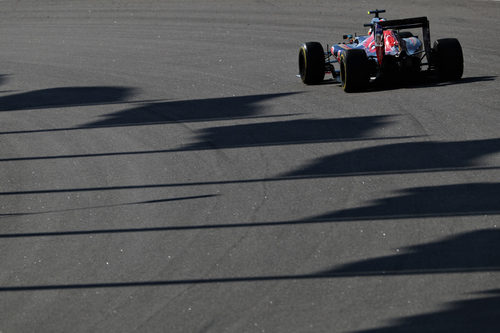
339;49;370;92
298;42;325;84
432;38;463;81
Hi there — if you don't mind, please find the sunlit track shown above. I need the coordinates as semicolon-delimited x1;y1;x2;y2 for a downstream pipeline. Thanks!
0;1;499;332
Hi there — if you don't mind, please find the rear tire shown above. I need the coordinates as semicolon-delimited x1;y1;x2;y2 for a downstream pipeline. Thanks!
298;42;325;84
340;49;370;92
432;38;463;81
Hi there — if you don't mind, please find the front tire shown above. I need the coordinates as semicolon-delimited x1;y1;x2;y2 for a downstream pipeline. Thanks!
298;42;325;84
340;49;370;92
432;38;463;81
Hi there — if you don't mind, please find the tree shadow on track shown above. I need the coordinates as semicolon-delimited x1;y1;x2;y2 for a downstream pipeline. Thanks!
0;74;8;87
368;75;497;92
182;115;407;150
0;92;301;135
310;182;500;222
318;228;500;276
82;93;300;127
351;290;500;333
0;86;135;111
282;138;500;178
0;75;15;94
0;115;413;161
314;75;496;92
1;183;498;237
0;229;498;291
0;194;217;218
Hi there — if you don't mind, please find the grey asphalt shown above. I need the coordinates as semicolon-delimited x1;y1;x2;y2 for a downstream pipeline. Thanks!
0;1;499;332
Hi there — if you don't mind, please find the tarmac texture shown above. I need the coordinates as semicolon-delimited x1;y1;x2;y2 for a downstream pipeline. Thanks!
0;1;499;332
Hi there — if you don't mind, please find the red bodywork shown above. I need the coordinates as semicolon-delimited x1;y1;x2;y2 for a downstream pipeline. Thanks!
331;30;401;65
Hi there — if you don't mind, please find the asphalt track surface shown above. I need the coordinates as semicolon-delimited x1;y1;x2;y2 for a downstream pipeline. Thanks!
0;1;499;332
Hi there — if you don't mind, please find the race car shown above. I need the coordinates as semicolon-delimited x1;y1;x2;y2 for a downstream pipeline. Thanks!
298;10;463;92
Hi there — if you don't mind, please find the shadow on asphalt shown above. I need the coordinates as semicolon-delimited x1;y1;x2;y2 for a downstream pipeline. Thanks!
318;228;500;276
351;289;500;333
0;230;498;296
82;93;300;127
0;74;8;87
0;86;135;111
367;75;497;92
305;75;496;91
183;115;404;150
0;114;415;161
0;91;301;135
310;182;500;221
0;194;217;218
0;183;498;235
282;138;500;177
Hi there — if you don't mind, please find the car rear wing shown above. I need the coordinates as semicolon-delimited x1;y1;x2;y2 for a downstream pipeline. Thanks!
366;16;433;64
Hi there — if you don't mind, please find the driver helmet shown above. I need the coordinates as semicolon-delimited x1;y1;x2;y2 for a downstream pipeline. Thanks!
368;17;385;34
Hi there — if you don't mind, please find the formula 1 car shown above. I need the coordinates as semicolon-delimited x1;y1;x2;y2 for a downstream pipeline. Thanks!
298;10;463;92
